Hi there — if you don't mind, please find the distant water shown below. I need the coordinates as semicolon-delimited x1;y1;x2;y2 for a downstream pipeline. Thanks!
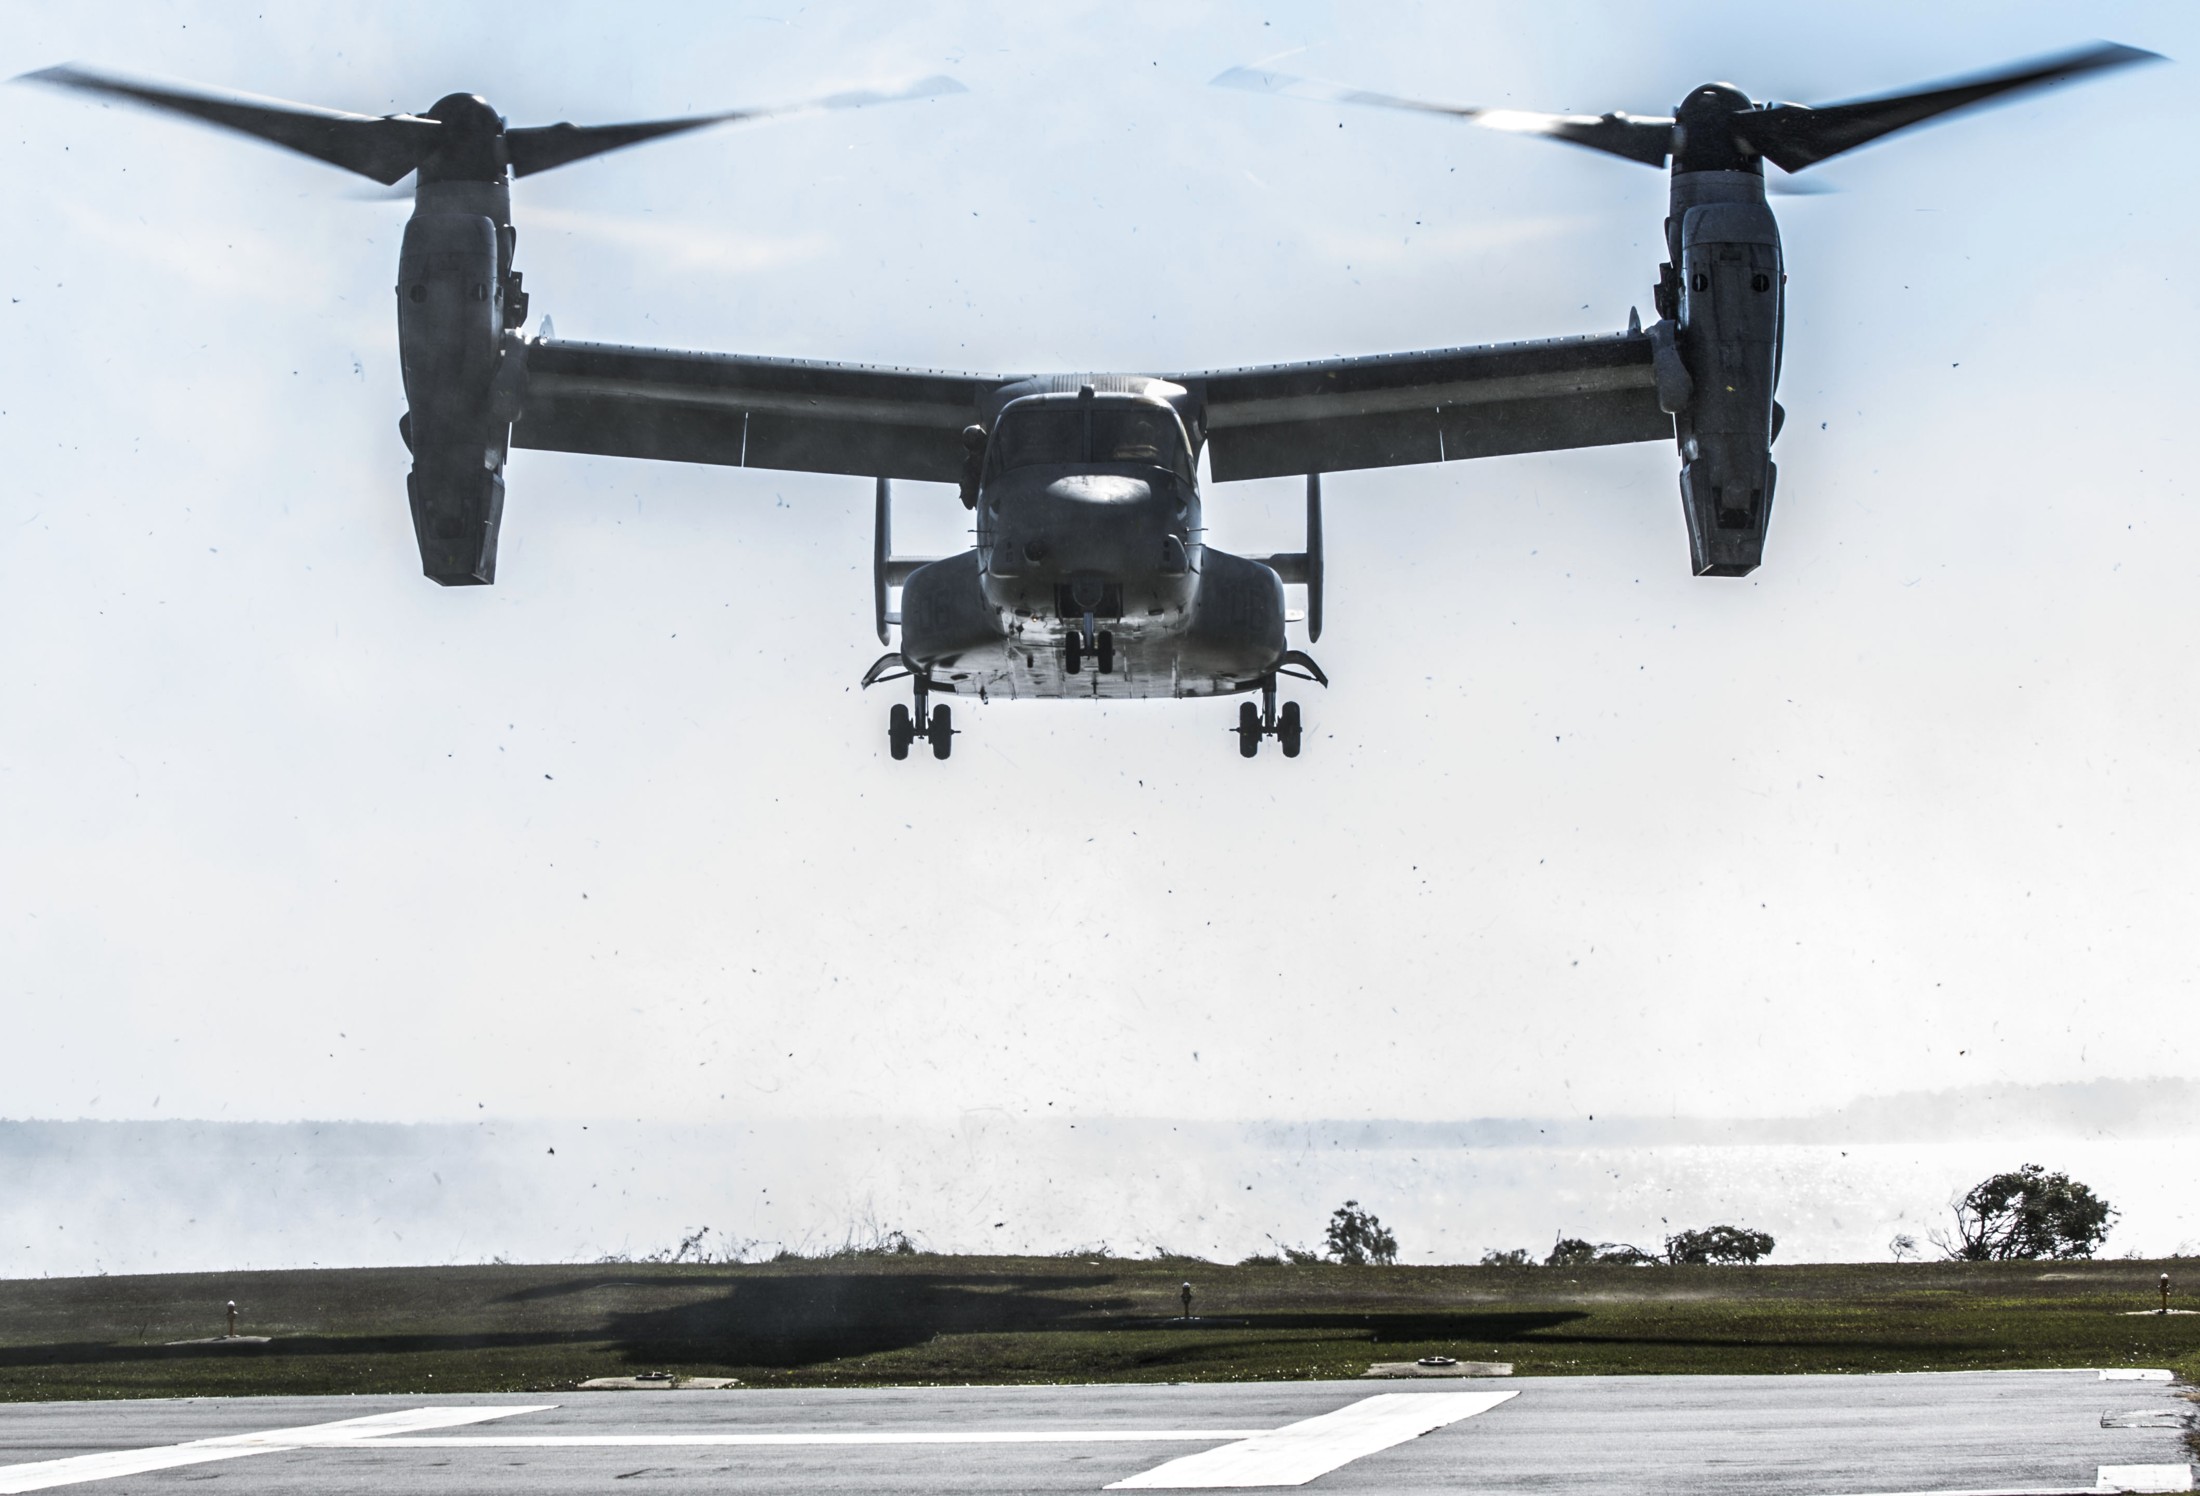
3;1083;2194;1277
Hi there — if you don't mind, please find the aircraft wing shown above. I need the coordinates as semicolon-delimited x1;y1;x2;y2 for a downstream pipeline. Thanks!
1175;329;1672;483
513;339;1004;484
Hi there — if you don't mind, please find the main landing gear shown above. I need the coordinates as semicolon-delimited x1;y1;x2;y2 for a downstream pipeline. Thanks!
861;654;957;762
867;666;954;762
1063;611;1114;676
1233;651;1328;759
1236;679;1302;759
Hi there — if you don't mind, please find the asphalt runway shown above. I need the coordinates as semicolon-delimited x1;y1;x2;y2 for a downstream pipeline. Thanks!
0;1369;2189;1495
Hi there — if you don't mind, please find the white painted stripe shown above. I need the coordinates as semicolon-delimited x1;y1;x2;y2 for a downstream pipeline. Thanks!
331;1430;1265;1448
1825;1471;2195;1496
2100;1369;2176;1381
0;1405;552;1493
1106;1390;1517;1490
1831;1487;2105;1496
2098;1466;2194;1494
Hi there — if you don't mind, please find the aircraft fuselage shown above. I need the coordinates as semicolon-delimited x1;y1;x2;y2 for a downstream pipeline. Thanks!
898;386;1291;701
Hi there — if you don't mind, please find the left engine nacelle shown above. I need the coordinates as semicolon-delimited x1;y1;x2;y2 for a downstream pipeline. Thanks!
396;212;513;585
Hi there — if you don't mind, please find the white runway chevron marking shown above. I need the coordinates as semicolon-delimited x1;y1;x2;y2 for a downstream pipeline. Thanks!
1106;1389;1519;1489
0;1405;552;1493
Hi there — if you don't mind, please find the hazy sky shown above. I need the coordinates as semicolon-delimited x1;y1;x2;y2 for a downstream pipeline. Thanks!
3;2;2193;1131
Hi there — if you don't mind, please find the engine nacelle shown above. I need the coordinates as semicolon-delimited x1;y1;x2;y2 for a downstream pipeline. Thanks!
1666;180;1784;577
396;211;512;585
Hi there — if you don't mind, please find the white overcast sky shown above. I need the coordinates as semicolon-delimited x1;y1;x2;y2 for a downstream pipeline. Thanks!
2;1;2193;1130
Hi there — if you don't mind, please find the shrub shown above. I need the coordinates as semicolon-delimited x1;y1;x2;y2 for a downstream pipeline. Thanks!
1324;1201;1398;1266
1546;1236;1661;1267
1479;1248;1536;1269
1664;1225;1775;1266
1546;1236;1598;1267
1935;1164;2116;1261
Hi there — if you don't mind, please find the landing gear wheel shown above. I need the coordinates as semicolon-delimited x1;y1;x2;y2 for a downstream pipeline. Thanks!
1237;701;1261;759
1096;630;1115;675
888;703;914;761
929;704;954;760
1278;700;1303;758
1065;634;1083;674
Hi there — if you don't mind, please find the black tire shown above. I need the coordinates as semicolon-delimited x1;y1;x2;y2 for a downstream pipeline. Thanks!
888;703;913;761
930;704;954;760
1278;700;1303;758
1237;701;1261;758
1097;630;1115;675
1065;634;1082;674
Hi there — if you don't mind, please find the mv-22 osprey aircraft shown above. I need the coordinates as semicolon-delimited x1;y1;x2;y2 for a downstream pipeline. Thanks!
23;44;2154;760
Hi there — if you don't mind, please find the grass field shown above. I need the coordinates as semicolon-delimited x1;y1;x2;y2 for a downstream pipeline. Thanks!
1;1255;2193;1403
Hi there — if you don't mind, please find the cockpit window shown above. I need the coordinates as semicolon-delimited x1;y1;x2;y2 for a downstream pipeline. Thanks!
990;400;1192;482
990;409;1085;470
1090;407;1178;466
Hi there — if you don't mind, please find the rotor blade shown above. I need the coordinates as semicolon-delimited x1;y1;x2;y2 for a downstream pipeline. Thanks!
16;63;442;184
506;74;966;177
1737;41;2162;173
1212;65;1675;167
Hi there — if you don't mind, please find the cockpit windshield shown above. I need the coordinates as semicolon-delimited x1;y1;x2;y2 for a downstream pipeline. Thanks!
990;400;1192;482
991;409;1085;469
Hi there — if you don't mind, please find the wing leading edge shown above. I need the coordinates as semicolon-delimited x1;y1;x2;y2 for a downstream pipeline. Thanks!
511;327;1670;486
1177;329;1671;483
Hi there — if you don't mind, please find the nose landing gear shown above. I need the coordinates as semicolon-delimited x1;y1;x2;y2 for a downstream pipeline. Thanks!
1062;612;1114;677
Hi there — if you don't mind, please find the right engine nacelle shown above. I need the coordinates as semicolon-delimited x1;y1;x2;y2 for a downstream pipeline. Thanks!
1673;197;1783;577
396;211;512;585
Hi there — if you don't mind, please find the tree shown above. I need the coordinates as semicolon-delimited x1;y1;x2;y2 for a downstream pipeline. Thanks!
1480;1248;1536;1269
1664;1225;1775;1266
1937;1164;2116;1261
1324;1201;1398;1266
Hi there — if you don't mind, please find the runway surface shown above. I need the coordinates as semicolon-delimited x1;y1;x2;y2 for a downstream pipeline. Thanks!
0;1369;2189;1494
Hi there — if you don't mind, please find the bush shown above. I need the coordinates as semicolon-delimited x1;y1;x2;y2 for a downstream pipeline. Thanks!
1936;1164;2116;1261
1324;1201;1398;1266
1479;1248;1536;1269
1664;1226;1775;1266
1545;1236;1660;1267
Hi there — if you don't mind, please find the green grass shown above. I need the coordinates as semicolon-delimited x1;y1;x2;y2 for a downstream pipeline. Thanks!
0;1255;2193;1402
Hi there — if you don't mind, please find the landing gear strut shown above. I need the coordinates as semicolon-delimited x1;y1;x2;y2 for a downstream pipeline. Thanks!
1232;653;1327;758
1235;675;1304;759
886;670;955;761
